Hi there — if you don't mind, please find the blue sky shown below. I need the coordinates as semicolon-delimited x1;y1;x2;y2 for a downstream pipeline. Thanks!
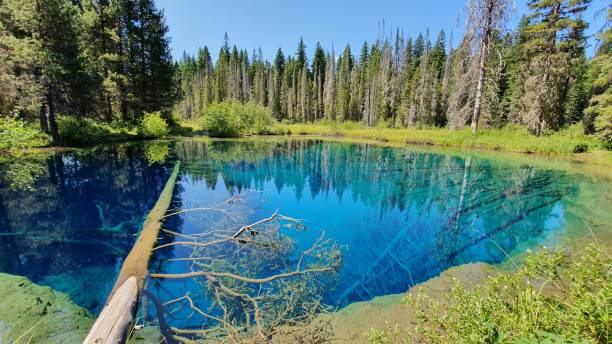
156;0;610;62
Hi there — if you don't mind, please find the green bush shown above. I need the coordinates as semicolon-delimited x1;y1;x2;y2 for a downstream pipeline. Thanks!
572;142;589;153
0;116;50;151
367;244;611;344
58;117;115;145
201;102;275;138
138;111;169;138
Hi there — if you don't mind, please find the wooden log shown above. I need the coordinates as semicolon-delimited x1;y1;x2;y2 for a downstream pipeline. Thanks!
84;161;181;344
82;277;138;344
109;160;182;296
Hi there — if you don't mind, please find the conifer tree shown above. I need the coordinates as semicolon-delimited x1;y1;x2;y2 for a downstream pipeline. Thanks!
517;0;591;134
585;6;611;142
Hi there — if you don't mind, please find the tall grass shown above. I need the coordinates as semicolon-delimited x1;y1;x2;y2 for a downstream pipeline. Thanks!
273;121;606;156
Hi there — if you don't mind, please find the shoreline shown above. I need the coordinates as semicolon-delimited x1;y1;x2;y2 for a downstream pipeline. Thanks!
8;133;611;181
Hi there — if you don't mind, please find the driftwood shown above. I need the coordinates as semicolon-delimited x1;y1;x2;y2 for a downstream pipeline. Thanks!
83;161;181;344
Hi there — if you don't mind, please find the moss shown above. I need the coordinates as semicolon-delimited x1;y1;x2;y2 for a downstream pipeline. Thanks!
0;273;94;343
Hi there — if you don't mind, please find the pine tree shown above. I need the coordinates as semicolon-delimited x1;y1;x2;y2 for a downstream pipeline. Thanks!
585;6;611;142
517;0;591;135
336;45;352;121
312;42;326;120
323;49;336;119
296;37;307;70
214;33;230;102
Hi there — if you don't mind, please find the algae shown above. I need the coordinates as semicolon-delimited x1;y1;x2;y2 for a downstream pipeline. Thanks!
0;273;94;343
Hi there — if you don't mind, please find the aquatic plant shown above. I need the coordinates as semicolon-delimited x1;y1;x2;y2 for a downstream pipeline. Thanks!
366;244;611;343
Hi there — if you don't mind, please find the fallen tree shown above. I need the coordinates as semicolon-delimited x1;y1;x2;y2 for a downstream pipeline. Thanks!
143;192;342;343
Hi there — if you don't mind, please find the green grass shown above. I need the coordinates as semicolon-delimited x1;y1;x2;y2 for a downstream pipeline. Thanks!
272;121;608;156
366;244;611;344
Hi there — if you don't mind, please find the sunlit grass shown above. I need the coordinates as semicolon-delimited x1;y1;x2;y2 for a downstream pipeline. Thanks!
272;121;609;156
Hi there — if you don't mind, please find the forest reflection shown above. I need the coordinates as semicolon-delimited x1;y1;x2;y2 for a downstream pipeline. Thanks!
0;138;578;317
0;143;178;312
167;139;576;306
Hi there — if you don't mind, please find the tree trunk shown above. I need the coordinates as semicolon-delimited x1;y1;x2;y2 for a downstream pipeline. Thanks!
47;92;60;145
39;100;49;134
471;0;494;134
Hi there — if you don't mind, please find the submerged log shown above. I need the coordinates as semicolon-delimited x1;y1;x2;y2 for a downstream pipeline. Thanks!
84;161;181;344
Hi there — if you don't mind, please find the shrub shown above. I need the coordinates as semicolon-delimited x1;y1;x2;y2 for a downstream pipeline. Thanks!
58;117;114;145
367;244;611;344
138;111;169;138
572;142;589;153
202;102;242;137
0;116;50;151
202;102;275;138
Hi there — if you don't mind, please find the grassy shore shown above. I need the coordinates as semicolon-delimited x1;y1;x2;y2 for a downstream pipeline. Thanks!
270;121;612;174
272;121;609;155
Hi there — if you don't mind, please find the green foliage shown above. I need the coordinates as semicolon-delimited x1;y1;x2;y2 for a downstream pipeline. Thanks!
367;244;611;344
138;112;169;138
201;102;275;138
0;116;50;151
58;117;117;145
585;8;612;145
0;0;176;133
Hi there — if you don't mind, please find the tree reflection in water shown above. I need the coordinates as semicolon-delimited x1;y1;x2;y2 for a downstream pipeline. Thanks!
0;142;179;312
0;138;584;333
167;139;576;308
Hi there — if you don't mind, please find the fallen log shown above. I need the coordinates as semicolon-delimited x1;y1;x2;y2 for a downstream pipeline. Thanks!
83;160;181;344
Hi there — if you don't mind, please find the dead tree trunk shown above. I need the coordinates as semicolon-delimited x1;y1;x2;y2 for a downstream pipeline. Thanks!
471;0;494;133
84;161;181;344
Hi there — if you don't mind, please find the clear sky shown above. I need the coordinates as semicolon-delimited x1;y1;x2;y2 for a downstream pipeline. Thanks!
156;0;610;62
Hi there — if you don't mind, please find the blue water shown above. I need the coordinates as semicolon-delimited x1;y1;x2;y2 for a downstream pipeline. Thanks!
0;144;175;312
0;138;605;329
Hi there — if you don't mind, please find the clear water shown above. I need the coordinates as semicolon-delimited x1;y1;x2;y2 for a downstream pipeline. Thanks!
0;138;608;324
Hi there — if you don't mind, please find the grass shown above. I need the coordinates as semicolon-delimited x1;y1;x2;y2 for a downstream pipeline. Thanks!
272;121;608;156
366;244;611;344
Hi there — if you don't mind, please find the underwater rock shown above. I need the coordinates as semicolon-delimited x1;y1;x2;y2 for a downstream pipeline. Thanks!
0;273;94;343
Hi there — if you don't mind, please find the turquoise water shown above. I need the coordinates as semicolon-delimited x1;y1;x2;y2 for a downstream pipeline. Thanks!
0;138;608;331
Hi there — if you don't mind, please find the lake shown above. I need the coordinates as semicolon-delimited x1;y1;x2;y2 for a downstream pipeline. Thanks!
0;138;609;335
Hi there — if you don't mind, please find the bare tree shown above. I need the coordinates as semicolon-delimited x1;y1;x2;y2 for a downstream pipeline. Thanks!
466;0;513;133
